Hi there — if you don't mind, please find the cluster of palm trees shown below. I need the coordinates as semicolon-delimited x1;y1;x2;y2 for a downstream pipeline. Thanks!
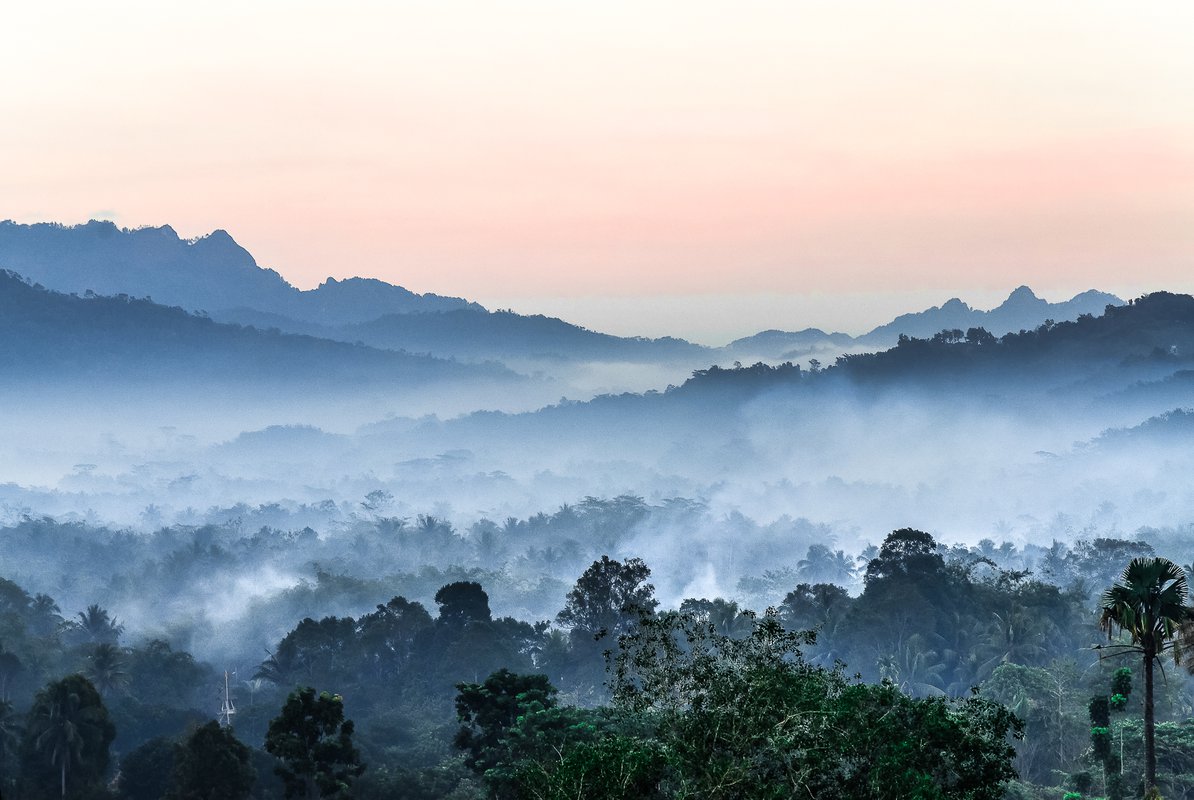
1098;556;1194;796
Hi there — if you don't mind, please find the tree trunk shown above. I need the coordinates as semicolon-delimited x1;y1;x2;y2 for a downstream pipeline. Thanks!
61;758;66;800
1144;645;1157;791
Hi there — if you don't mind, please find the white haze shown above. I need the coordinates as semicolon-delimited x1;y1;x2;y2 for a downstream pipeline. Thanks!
2;318;1192;671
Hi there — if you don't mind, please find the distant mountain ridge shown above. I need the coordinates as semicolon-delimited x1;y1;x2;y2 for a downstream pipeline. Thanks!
0;219;1124;368
861;285;1122;345
212;306;711;364
412;290;1194;457
0;220;709;364
724;286;1123;361
0;220;481;325
0;269;511;388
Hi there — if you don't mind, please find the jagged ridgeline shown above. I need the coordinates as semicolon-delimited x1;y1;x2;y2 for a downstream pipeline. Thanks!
0;220;708;365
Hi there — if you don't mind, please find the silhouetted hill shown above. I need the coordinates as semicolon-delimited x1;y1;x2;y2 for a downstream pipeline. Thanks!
2;220;708;365
213;306;710;365
717;287;1123;361
1093;408;1194;447
860;285;1121;345
723;328;856;360
0;270;512;388
0;221;1126;371
0;220;481;326
348;309;707;362
407;292;1194;452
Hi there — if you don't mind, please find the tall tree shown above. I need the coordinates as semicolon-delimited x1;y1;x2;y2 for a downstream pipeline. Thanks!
454;668;558;776
264;687;364;800
557;557;657;641
435;582;492;625
84;643;128;698
1099;556;1190;794
167;721;255;800
117;737;176;800
21;674;115;800
70;605;123;646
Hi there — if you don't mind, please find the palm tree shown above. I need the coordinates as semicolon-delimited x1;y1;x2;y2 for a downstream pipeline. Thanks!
879;633;947;697
84;643;128;697
72;605;123;645
28;676;112;799
1099;556;1191;793
797;544;855;584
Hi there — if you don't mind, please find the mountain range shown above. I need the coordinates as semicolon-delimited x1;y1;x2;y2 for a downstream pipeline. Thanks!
0;219;1124;368
0;220;480;325
0;269;511;390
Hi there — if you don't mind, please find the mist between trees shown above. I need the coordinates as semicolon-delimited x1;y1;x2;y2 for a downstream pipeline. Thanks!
3;499;1194;798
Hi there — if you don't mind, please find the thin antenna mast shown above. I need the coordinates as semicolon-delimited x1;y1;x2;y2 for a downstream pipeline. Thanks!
218;669;237;727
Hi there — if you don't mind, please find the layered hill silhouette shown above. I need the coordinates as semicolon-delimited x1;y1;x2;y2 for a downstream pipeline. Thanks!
861;285;1122;344
0;270;512;389
0;220;1123;368
381;292;1194;457
702;292;1194;398
0;220;711;364
0;220;480;325
213;306;710;363
724;286;1122;361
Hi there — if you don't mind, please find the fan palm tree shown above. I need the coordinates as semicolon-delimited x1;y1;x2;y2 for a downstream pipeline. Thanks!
1099;556;1191;793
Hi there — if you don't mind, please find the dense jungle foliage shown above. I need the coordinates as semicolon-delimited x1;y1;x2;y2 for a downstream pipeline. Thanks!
4;503;1194;798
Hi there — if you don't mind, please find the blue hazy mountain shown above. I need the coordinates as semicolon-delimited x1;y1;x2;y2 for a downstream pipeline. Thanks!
860;285;1122;345
722;328;857;361
398;291;1194;453
0;220;710;364
213;306;710;364
0;220;1122;368
0;270;512;388
724;287;1123;361
0;220;481;325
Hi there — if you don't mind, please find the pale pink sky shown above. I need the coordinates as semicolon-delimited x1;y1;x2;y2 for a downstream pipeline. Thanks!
2;2;1193;340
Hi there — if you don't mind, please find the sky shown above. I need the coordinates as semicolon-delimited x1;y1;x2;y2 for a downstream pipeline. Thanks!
2;2;1193;341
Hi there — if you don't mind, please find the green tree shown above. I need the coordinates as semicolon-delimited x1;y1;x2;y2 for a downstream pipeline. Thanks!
557;557;657;641
863;528;946;587
356;596;432;680
454;669;558;776
116;736;175;800
506;732;665;800
1099;556;1190;794
167;721;255;800
21;674;115;800
264;686;364;800
612;610;1021;799
435;582;492;625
